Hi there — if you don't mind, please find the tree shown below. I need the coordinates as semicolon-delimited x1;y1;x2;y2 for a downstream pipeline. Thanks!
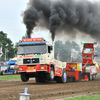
54;40;63;60
0;31;16;61
71;41;80;52
94;46;100;63
0;42;2;48
70;41;82;62
54;40;82;62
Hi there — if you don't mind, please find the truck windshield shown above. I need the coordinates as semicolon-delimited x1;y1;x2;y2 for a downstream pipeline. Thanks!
18;45;46;55
83;48;93;54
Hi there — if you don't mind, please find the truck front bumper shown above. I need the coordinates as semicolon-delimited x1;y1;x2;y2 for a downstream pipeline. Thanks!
17;65;49;73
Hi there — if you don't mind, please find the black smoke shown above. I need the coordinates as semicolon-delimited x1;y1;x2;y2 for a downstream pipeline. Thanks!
23;0;100;41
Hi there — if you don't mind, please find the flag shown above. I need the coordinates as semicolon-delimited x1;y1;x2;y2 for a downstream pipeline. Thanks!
57;51;60;61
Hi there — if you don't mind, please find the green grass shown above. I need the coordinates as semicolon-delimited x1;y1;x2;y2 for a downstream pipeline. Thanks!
0;73;100;80
63;94;100;100
0;75;21;80
97;73;100;76
0;73;100;81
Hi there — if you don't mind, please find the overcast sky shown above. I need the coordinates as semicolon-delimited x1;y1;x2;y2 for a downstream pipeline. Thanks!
0;0;100;46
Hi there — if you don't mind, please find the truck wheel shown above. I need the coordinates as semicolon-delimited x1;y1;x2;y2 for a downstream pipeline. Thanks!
92;74;96;80
89;75;93;80
46;67;54;81
1;71;5;75
21;73;29;82
35;73;46;82
13;70;17;74
56;69;67;83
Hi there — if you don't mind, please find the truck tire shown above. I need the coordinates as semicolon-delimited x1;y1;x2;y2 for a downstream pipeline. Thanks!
56;69;67;83
13;70;18;74
46;67;54;81
92;74;96;80
1;71;5;75
89;75;93;80
21;73;29;82
35;73;46;82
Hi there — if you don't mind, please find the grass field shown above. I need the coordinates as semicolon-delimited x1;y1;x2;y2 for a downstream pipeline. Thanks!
97;73;100;76
0;75;21;80
64;94;100;100
0;72;100;80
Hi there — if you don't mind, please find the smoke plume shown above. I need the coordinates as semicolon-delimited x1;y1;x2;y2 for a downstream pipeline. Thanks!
23;0;100;41
71;49;78;60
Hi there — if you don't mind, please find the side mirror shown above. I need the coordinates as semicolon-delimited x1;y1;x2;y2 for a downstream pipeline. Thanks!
50;46;53;50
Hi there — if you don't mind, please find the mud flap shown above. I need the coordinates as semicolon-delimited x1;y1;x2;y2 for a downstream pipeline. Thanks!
81;72;90;81
78;71;81;82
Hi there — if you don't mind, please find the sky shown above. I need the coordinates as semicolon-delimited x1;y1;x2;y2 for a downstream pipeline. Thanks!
0;0;100;46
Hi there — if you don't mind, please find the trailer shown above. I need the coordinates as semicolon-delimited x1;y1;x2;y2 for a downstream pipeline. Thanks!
65;42;99;82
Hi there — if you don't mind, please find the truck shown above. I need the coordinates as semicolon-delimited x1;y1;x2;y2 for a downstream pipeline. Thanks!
17;38;67;83
0;65;8;75
17;38;99;83
0;59;18;75
65;42;99;82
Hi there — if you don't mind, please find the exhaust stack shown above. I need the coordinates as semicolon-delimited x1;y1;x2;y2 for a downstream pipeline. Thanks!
52;41;54;57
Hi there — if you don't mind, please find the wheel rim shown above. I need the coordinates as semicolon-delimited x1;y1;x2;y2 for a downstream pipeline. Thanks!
3;71;4;75
93;75;96;79
14;70;16;74
51;70;54;79
64;72;66;82
90;75;92;80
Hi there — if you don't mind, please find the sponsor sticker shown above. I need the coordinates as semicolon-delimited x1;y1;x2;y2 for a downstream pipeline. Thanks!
35;55;41;57
19;59;21;61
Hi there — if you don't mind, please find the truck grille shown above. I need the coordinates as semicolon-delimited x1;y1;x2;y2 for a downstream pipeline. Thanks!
23;58;39;64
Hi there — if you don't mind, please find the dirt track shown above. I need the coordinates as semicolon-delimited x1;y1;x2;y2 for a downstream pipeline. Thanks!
0;74;100;100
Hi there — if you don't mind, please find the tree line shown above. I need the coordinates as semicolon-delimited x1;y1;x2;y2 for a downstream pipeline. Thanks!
0;31;16;61
54;40;82;62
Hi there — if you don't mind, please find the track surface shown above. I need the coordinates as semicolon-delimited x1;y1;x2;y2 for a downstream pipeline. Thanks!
0;74;100;100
